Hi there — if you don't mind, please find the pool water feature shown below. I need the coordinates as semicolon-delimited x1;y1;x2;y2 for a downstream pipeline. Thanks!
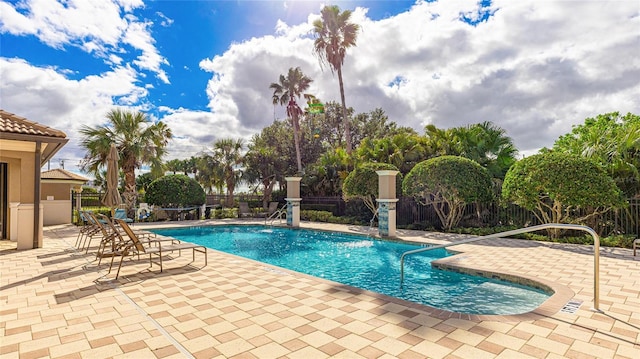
150;225;551;315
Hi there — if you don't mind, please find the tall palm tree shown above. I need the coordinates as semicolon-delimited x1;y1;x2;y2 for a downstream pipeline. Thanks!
313;5;359;154
270;67;313;173
211;138;244;207
80;109;172;210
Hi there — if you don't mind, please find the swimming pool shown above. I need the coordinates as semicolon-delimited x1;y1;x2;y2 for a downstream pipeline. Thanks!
150;225;551;315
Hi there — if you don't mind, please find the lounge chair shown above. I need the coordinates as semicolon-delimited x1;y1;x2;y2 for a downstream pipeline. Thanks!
76;210;101;249
255;201;280;218
238;202;252;218
78;211;112;252
108;218;207;279
114;208;134;223
93;214;157;261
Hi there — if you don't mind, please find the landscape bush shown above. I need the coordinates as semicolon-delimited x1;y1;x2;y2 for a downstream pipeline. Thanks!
502;152;626;238
146;174;205;220
403;156;493;230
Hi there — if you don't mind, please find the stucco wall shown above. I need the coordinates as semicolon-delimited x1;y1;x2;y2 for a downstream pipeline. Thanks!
41;183;72;200
2;150;35;203
1;149;38;244
42;200;71;225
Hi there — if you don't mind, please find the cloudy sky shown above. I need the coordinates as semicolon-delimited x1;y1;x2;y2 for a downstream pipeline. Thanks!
1;0;639;176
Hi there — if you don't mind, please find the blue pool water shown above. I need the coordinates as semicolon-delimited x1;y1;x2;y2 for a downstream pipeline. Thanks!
151;225;550;315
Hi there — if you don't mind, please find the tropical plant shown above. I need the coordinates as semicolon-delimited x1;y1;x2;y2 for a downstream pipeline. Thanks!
210;138;244;207
302;147;351;196
425;122;518;179
270;67;313;173
403;156;494;230
502;152;626;237
164;159;183;174
454;122;519;179
184;156;199;176
424;124;460;156
244;130;289;209
552;112;640;197
194;153;222;195
350;108;414;148
313;5;360;154
343;162;402;217
79;109;172;210
135;172;155;195
312;101;353;149
356;131;430;174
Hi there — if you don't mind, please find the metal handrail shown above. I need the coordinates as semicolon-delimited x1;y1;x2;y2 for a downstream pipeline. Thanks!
399;223;602;312
265;204;287;226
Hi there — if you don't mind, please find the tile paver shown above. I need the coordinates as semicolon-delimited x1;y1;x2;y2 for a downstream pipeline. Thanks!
0;220;638;358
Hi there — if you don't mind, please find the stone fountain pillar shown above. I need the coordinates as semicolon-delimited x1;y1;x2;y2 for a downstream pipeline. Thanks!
285;177;302;227
376;170;399;237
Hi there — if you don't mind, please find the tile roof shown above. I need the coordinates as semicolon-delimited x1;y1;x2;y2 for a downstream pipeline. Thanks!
0;109;67;138
41;168;89;182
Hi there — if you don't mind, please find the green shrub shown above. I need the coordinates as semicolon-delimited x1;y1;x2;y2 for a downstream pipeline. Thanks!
301;204;338;214
145;175;205;220
213;208;238;219
146;174;205;208
403;156;493;230
446;226;635;248
301;210;333;222
502;152;626;238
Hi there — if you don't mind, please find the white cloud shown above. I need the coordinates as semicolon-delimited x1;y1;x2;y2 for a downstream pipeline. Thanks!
0;0;169;83
0;57;148;172
156;11;174;27
199;0;640;154
2;0;639;176
121;15;170;83
158;108;255;160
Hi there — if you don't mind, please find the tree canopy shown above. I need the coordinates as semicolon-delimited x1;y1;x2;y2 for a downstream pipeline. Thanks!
403;156;493;230
146;174;205;208
502;152;626;235
552;112;639;197
80;109;172;210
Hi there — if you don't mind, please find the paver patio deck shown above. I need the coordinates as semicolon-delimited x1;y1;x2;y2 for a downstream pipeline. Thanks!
1;219;638;358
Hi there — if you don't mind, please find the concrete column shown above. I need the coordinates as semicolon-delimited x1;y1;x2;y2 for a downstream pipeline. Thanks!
285;177;302;227
376;170;399;237
10;202;44;249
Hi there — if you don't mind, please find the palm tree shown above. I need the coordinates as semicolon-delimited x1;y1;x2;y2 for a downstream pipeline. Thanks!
80;109;172;211
165;159;183;174
270;67;313;173
454;122;518;179
194;153;220;195
211;138;244;207
313;5;360;154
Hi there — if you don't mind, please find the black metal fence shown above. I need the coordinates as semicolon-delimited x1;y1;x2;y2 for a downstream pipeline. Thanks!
71;192;639;236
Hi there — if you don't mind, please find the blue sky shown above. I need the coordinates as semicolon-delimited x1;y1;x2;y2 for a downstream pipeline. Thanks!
1;0;639;176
